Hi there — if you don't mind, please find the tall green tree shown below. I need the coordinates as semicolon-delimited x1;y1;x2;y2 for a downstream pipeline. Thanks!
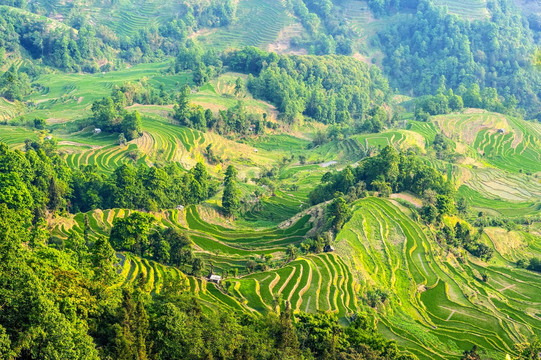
109;212;156;256
327;196;351;232
222;165;240;217
122;110;143;141
92;235;117;283
173;85;191;126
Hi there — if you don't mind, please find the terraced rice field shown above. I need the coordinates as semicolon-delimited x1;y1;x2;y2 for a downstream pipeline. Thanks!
117;252;190;294
432;112;541;173
54;115;276;175
0;126;39;148
407;120;438;144
458;185;541;217
110;1;159;36
0;98;22;121
185;206;312;253
311;129;426;163
228;253;359;316
434;0;489;20
191;73;277;116
464;167;541;202
50;204;314;276
335;197;541;359
25;62;190;121
197;0;293;49
117;252;249;313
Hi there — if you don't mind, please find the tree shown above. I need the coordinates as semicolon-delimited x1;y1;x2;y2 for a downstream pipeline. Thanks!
92;97;119;131
118;133;127;146
109;212;156;256
66;230;87;262
456;197;469;216
371;179;392;198
286;245;297;261
463;84;482;109
153;236;170;264
234;77;244;96
173;85;191;126
191;257;204;276
246;260;257;273
295;312;347;358
222;165;240;217
33;117;46;129
111;289;150;360
91;235;117;283
515;337;541;359
436;195;455;216
191;162;209;199
276;301;300;357
122;111;142;141
327;196;351;232
460;345;481;360
421;204;438;224
163;227;191;266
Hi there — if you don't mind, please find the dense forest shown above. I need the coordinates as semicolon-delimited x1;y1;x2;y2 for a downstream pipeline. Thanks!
378;0;541;114
225;48;391;127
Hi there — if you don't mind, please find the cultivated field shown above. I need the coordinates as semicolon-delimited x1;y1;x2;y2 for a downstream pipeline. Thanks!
336;197;541;360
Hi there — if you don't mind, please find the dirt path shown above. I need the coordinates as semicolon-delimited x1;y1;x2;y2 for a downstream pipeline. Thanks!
390;193;423;208
499;284;516;291
418;253;429;276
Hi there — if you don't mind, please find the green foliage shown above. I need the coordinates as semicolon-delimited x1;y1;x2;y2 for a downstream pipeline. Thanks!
33;117;46;130
379;0;541;113
91;97;143;139
109;212;156;256
222;165;240;217
289;0;356;55
514;337;541;359
367;0;419;16
175;89;264;135
225;48;391;125
72;161;214;212
0;66;32;101
310;146;451;204
327;196;352;232
0;0;237;71
121;110;143;141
